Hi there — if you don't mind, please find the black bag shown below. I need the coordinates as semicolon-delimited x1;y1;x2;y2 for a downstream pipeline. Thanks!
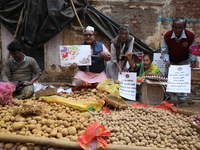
14;81;25;94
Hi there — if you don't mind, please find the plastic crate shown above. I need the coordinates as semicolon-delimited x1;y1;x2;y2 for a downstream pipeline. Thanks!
190;45;200;55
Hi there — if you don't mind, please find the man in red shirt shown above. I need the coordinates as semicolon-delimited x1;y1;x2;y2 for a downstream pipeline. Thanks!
161;17;196;106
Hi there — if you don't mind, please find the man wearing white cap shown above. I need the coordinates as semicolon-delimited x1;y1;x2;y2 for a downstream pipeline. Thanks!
69;26;111;86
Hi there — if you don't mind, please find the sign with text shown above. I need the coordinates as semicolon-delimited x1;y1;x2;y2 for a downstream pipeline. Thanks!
60;45;91;66
118;72;137;101
152;53;165;75
166;65;191;93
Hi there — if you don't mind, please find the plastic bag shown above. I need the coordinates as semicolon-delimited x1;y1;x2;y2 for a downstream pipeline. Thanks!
0;82;16;106
78;122;111;150
41;95;105;111
96;78;120;97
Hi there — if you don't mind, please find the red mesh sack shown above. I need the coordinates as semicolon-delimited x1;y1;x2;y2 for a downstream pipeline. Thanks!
0;82;16;106
78;122;111;150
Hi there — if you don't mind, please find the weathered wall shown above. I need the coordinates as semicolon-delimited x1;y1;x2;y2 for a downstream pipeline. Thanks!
88;0;200;50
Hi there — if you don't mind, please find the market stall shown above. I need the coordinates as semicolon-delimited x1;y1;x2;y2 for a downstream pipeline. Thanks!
0;82;200;150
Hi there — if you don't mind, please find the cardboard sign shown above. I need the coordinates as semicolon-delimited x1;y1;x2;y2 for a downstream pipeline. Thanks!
118;72;137;101
166;65;191;93
60;45;91;66
152;53;166;75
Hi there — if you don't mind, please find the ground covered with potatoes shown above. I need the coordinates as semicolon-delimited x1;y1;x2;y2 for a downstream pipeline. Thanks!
0;88;200;150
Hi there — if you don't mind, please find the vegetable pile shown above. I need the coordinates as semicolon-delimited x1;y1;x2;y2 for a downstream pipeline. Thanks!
0;88;200;150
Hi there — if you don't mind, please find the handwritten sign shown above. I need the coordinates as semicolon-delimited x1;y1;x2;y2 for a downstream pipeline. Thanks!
166;65;191;93
60;45;91;66
152;53;165;75
118;72;137;101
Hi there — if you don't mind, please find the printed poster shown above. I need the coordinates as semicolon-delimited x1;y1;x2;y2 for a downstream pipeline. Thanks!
118;72;137;101
166;65;191;93
152;53;166;75
60;45;91;66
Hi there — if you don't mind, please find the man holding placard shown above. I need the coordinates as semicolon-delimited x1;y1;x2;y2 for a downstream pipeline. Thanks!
161;17;196;106
69;26;111;86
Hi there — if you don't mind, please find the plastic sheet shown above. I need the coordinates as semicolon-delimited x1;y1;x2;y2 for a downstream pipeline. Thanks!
41;95;105;111
96;78;120;97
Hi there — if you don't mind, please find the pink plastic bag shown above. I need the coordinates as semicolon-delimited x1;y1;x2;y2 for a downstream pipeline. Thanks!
78;122;111;150
0;82;16;106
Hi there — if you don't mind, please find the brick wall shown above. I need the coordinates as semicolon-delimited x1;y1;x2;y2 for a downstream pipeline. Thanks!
169;0;200;40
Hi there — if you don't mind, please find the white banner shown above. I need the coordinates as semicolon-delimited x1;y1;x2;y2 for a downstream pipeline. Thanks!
118;72;137;101
166;65;191;93
152;53;166;75
60;45;91;66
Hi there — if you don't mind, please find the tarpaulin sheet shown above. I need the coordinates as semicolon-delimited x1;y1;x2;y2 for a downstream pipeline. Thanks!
0;0;153;54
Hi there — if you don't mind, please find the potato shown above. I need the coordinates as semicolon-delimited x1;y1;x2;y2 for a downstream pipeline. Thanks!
71;136;78;142
0;142;5;148
68;127;77;135
149;133;157;138
4;143;14;150
81;112;91;118
46;119;54;127
20;146;29;150
56;133;63;139
50;128;57;137
12;122;25;131
194;143;200;150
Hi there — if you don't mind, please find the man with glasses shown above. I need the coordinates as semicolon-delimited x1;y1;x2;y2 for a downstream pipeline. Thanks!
161;17;196;106
69;26;111;86
106;25;135;81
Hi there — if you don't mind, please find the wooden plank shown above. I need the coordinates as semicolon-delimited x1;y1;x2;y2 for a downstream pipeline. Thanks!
0;134;171;150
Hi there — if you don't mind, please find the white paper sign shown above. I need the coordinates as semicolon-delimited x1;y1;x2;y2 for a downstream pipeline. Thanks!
166;65;191;93
118;72;137;101
152;53;166;75
60;45;91;66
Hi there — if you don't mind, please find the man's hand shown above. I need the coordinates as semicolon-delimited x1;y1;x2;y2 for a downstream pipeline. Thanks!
99;52;110;61
166;61;170;68
118;67;122;74
191;61;196;68
69;63;78;71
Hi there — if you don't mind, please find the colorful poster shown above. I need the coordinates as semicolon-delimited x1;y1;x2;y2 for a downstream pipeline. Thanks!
152;53;166;75
166;65;191;93
118;72;137;101
60;45;91;66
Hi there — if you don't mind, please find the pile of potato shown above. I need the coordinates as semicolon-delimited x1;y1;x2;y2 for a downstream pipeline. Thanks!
0;88;200;150
93;106;200;150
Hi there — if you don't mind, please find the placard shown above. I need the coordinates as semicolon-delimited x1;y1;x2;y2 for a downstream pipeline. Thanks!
118;72;137;101
152;53;166;75
60;45;91;66
166;65;191;93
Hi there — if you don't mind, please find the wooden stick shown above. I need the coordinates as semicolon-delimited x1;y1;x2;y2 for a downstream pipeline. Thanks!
0;133;170;150
70;0;84;33
6;3;25;60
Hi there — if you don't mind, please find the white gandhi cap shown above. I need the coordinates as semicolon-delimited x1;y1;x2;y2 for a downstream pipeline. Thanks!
85;26;94;31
